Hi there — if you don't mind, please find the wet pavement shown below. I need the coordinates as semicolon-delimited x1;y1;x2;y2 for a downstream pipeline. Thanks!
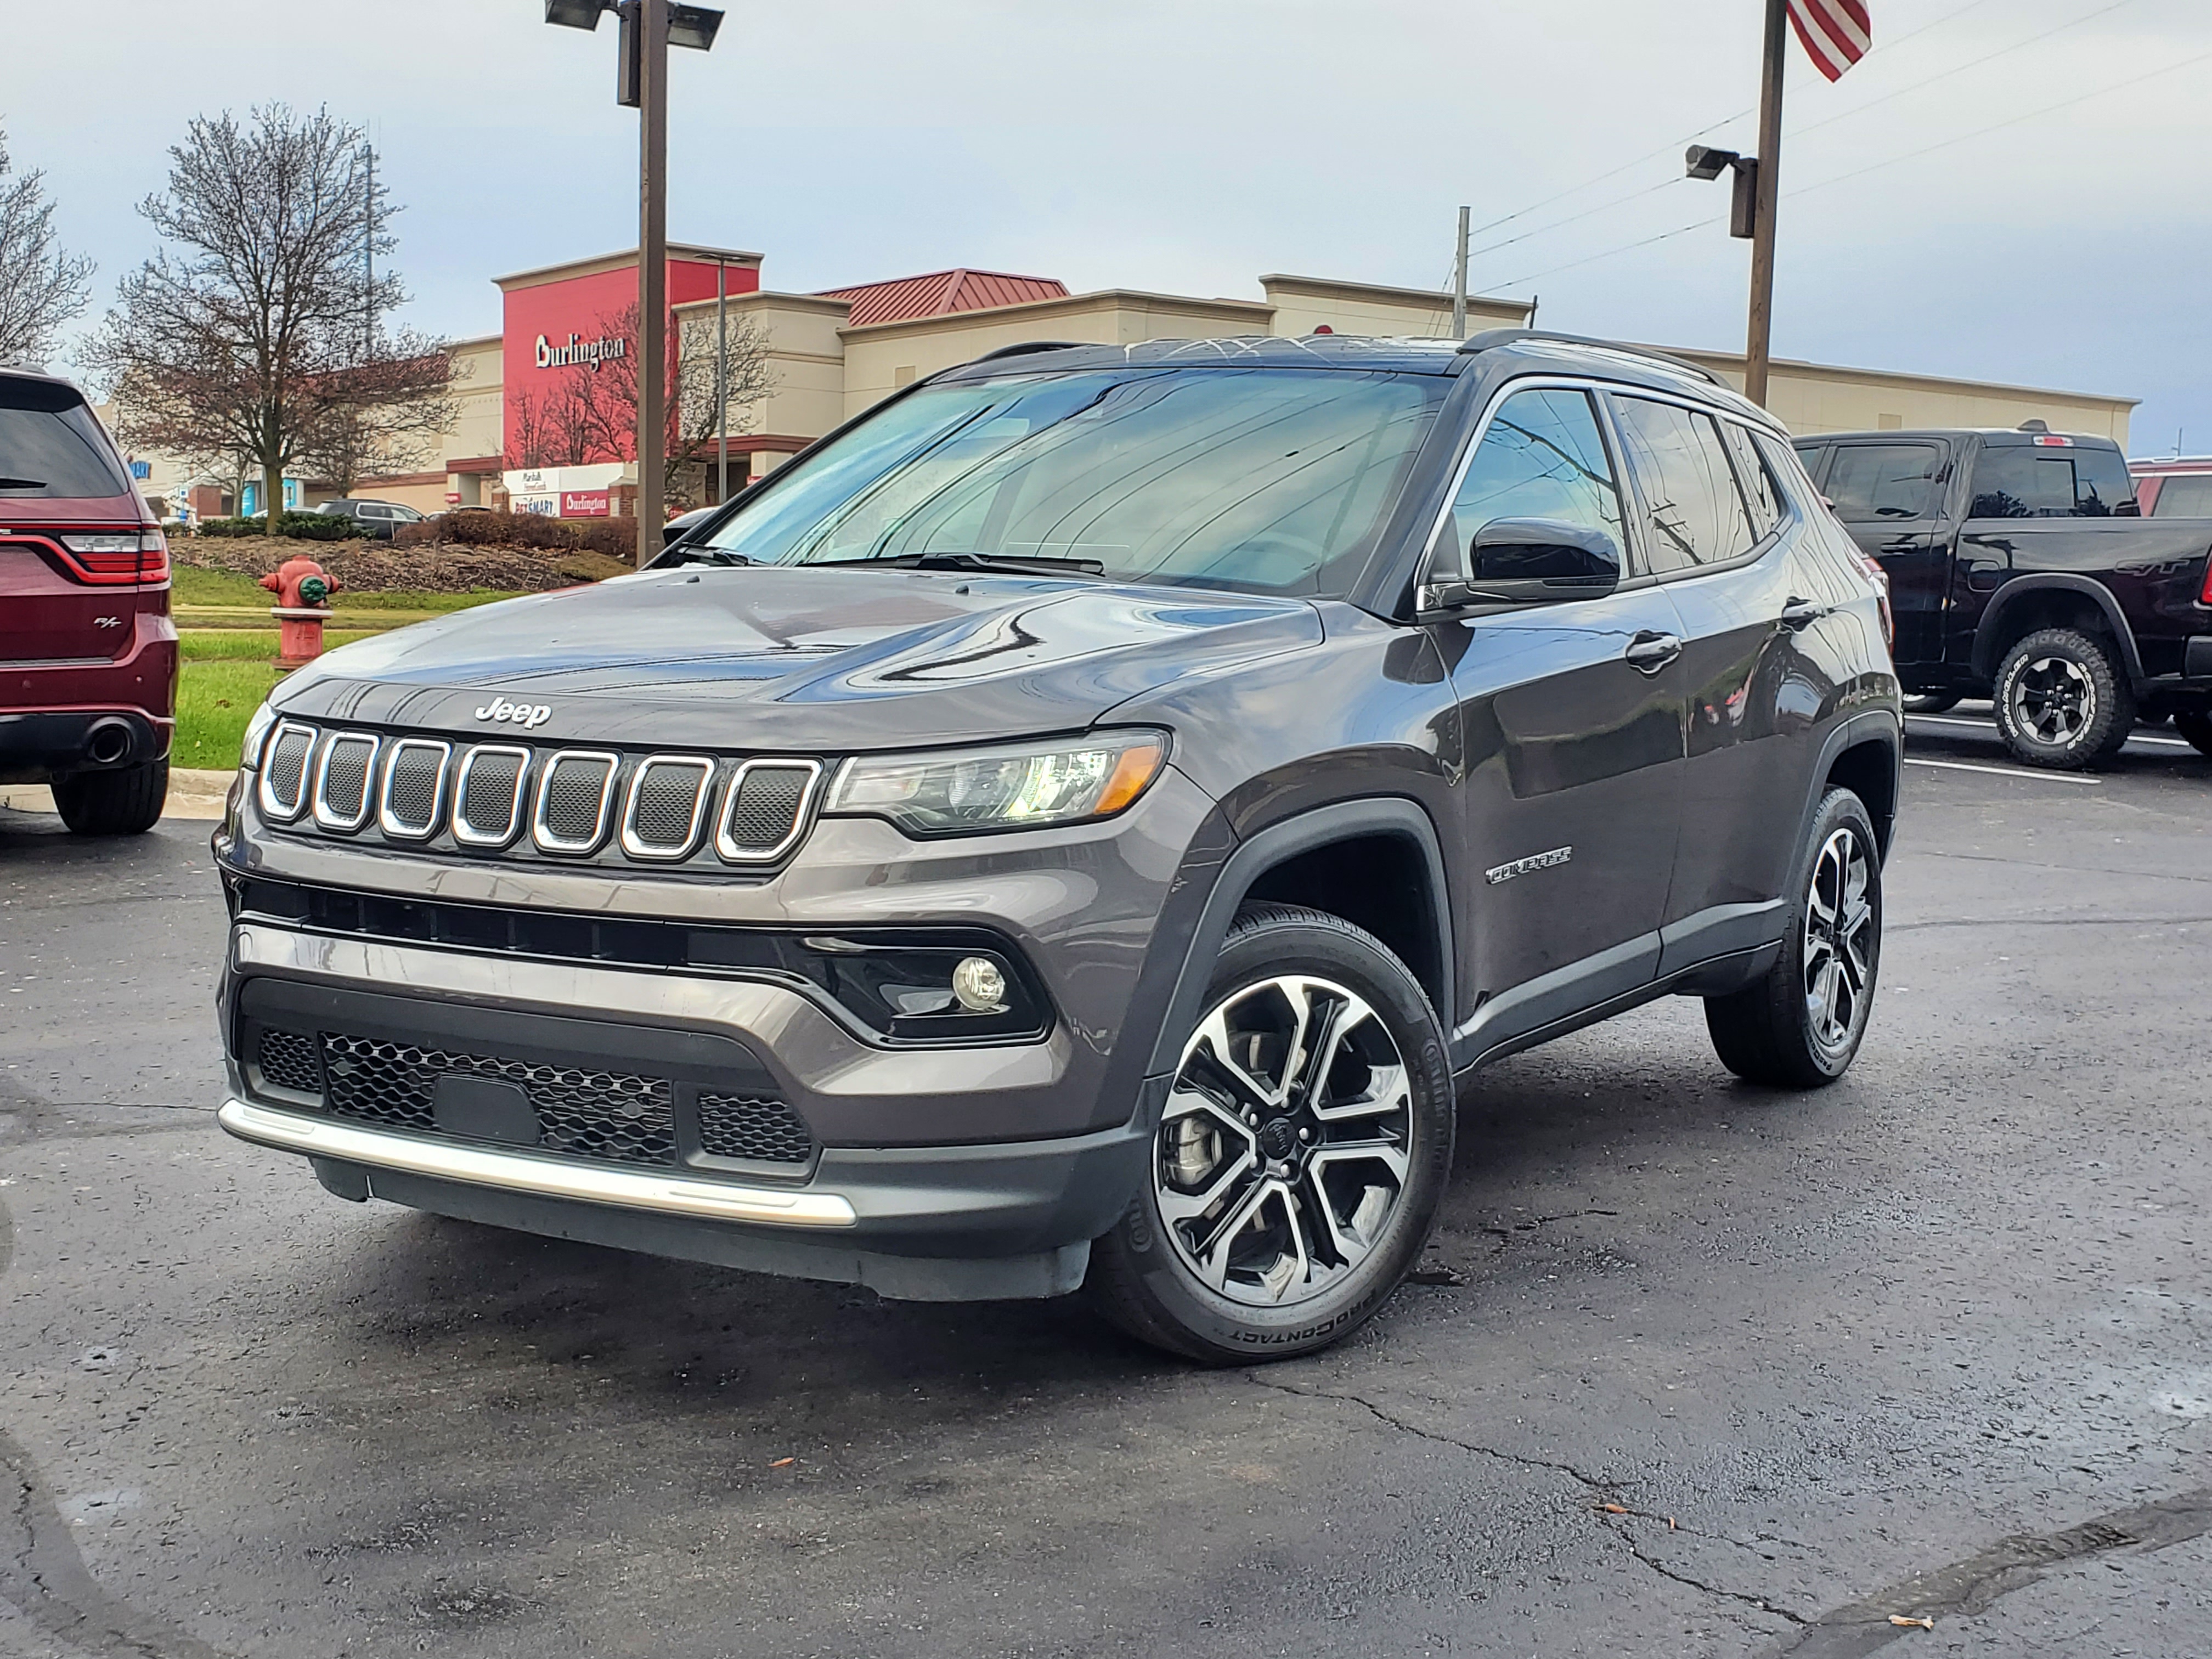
2;721;2208;1657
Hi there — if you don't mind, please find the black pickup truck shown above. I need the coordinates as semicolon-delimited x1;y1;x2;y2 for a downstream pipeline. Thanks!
1793;425;2212;768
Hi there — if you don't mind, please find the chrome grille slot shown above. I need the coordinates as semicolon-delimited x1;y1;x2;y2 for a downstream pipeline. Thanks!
312;732;380;831
377;738;450;839
452;745;529;847
532;751;618;853
620;754;714;860
696;1091;815;1165
715;758;821;864
257;721;317;820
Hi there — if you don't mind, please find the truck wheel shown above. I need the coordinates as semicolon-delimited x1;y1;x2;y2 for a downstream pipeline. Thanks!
1087;903;1455;1364
2175;710;2212;759
1705;788;1882;1089
1991;628;2134;769
52;760;168;836
1902;692;1960;714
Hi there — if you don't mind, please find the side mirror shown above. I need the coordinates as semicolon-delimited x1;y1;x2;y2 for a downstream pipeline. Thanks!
1421;517;1621;613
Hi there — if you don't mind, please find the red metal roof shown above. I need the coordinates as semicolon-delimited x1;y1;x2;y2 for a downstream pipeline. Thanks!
816;269;1069;329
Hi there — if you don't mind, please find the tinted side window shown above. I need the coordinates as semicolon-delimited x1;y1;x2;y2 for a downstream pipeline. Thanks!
1719;421;1782;537
1825;443;1940;522
1444;387;1624;571
1613;397;1757;573
2151;473;2212;517
1970;444;2138;518
0;382;133;500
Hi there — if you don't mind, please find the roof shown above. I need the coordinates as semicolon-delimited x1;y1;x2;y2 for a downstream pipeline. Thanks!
935;334;1473;379
816;268;1070;328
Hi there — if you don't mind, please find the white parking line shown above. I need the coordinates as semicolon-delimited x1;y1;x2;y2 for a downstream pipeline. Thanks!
1903;758;2102;783
1905;714;2196;751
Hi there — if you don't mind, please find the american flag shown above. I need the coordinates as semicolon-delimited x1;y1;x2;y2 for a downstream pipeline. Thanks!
1788;0;1871;81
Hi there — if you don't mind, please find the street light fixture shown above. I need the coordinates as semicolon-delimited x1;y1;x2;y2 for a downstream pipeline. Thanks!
1685;143;1759;241
543;0;725;563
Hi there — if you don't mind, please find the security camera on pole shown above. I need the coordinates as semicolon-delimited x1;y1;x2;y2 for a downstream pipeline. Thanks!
543;0;725;565
1688;0;1870;408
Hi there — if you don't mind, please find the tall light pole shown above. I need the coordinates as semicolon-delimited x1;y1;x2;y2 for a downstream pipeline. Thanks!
543;0;724;564
1686;0;1790;408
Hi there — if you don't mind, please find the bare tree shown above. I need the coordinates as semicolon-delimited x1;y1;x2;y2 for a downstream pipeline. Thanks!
0;123;95;368
83;104;452;521
512;300;771;511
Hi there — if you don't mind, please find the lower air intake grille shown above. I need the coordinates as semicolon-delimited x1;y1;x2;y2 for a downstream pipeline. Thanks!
256;1028;323;1093
696;1092;815;1165
716;761;818;861
319;1032;676;1166
453;746;527;845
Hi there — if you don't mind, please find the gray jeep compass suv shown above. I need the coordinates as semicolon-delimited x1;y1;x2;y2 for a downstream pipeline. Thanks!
214;331;1901;1361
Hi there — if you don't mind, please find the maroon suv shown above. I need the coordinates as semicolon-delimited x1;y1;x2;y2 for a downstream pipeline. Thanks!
0;368;176;834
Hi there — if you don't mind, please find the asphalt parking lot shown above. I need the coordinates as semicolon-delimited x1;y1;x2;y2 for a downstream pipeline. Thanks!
3;714;2209;1659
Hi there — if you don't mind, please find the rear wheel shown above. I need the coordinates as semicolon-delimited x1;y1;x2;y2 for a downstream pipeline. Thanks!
52;760;168;836
1088;904;1454;1363
2175;709;2212;759
1991;627;2133;769
1705;788;1882;1088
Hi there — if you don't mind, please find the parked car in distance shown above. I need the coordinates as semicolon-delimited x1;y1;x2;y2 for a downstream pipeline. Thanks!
2129;456;2212;519
1795;424;2212;766
215;330;1900;1361
0;368;177;834
315;498;426;540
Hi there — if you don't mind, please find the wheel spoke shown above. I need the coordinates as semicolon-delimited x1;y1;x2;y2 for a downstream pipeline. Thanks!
1193;1005;1280;1113
1156;1142;1258;1228
1308;1137;1410;1186
1311;1060;1410;1123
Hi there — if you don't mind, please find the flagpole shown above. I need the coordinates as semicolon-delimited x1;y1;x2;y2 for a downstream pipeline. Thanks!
1745;0;1788;408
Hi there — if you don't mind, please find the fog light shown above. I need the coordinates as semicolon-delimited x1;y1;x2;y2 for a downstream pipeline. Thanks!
951;955;1007;1012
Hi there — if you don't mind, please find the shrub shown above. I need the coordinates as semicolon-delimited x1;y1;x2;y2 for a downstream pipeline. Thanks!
194;516;264;538
276;510;350;541
399;511;644;558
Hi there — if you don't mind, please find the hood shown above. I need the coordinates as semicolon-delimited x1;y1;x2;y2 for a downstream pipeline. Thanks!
270;565;1323;751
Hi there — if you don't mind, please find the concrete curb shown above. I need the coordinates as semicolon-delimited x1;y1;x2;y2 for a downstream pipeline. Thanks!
0;766;235;823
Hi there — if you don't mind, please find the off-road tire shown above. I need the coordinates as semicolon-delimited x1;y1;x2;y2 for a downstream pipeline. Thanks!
52;759;168;836
1705;788;1882;1089
1087;902;1455;1364
1902;692;1960;714
1991;627;2133;770
2174;709;2212;759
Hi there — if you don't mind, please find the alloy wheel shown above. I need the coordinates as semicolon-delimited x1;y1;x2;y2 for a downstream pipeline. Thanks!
2010;654;2096;746
1153;974;1414;1308
1803;826;1875;1056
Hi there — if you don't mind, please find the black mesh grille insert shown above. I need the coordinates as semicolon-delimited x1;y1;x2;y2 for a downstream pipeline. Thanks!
629;760;708;851
539;754;614;847
696;1092;815;1164
256;1028;323;1093
456;748;526;842
318;1032;675;1166
720;765;811;856
317;736;376;824
382;743;445;833
264;727;313;813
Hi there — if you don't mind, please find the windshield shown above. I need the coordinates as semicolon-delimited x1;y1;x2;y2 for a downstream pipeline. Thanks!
0;381;133;499
697;365;1447;595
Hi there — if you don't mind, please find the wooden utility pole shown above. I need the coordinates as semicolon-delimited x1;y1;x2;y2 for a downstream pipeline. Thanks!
636;0;669;563
1450;205;1470;339
1744;0;1787;407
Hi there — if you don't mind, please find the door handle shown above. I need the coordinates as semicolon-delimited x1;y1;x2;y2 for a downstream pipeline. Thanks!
1623;630;1681;673
1780;596;1832;630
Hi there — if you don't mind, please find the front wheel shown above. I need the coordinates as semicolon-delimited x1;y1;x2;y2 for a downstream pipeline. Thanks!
52;759;168;836
1705;788;1882;1088
1991;627;2134;769
1088;903;1455;1363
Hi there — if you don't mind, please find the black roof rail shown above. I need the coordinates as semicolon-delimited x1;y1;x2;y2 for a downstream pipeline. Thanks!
968;340;1091;364
1456;328;1724;387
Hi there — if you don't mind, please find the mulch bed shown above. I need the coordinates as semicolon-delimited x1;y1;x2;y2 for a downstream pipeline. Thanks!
173;537;632;593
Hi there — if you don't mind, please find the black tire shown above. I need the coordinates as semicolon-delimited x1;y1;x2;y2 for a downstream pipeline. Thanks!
1705;788;1882;1089
1990;627;2134;770
52;759;168;836
1087;902;1455;1364
2175;710;2212;759
1902;692;1961;714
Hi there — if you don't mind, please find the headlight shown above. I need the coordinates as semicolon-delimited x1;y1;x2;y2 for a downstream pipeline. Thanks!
824;731;1168;837
239;701;278;771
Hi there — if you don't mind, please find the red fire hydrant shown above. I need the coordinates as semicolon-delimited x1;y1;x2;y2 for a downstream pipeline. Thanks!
260;555;342;671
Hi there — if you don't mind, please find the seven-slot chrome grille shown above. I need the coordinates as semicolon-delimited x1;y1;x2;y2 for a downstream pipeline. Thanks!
256;724;823;870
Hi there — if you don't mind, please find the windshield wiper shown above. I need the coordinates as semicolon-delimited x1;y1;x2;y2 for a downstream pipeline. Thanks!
661;544;755;567
823;551;1107;578
0;477;47;489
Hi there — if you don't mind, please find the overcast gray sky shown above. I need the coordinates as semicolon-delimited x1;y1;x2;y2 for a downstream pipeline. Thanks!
7;0;2208;453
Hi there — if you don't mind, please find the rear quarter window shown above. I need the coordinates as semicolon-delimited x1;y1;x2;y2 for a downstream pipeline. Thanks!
2148;473;2212;517
0;380;134;500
